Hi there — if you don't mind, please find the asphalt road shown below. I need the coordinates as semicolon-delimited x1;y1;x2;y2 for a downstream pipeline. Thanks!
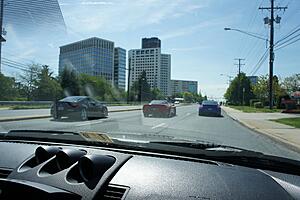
0;105;299;160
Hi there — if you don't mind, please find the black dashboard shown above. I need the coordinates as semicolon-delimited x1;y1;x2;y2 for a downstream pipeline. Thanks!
1;140;300;200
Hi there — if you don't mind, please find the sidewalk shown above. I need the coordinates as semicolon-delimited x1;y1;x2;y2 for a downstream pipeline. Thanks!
222;106;300;152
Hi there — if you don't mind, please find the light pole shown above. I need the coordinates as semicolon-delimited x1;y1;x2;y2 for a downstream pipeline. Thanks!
224;27;268;47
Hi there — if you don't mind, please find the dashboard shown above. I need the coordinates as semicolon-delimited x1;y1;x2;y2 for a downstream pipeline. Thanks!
1;140;300;199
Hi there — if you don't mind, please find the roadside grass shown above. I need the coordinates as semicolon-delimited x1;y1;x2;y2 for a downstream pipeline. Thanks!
271;118;300;128
228;105;282;113
10;105;51;110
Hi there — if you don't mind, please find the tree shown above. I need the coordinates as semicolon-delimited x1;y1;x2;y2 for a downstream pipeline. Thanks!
151;88;164;100
183;92;194;103
224;73;255;105
252;75;286;106
33;65;62;100
0;73;19;100
282;74;300;94
79;74;112;101
130;71;152;102
19;64;40;100
60;67;80;96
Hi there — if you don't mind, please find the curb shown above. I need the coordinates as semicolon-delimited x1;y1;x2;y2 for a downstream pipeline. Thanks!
0;108;142;122
222;108;300;153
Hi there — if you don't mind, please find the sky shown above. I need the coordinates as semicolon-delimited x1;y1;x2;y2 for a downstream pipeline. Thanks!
2;0;300;100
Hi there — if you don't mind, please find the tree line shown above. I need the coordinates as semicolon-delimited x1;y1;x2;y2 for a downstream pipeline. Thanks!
224;73;300;108
1;64;204;103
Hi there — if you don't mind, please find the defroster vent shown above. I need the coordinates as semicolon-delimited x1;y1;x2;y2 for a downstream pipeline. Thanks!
102;184;129;200
0;168;12;178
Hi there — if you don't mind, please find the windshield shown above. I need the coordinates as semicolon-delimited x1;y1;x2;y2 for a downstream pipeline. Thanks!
0;0;300;163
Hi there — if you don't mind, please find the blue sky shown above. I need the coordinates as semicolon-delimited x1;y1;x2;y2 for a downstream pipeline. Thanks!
2;0;300;99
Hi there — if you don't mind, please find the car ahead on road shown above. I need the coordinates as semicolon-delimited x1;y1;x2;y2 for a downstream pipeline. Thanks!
51;96;108;120
199;100;221;117
143;100;176;118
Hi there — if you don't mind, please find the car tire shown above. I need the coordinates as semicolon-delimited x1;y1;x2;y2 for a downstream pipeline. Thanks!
144;113;148;117
80;108;88;121
54;115;61;120
173;108;176;117
102;107;108;118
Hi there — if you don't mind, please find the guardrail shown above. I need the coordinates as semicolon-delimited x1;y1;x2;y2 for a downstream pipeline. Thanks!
0;101;53;106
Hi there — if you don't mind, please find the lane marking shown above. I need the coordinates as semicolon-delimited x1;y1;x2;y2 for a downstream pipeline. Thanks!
75;120;104;127
151;123;166;129
185;113;191;116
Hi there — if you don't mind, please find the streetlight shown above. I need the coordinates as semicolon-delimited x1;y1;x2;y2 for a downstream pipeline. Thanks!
224;27;268;48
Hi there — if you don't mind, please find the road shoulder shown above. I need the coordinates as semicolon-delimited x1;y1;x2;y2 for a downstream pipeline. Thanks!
222;106;300;152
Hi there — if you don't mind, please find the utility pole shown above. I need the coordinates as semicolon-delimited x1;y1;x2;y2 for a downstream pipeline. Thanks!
259;0;287;109
127;58;131;104
234;58;245;105
0;0;5;73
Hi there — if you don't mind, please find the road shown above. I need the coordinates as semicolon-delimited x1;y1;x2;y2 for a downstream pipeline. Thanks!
0;105;299;160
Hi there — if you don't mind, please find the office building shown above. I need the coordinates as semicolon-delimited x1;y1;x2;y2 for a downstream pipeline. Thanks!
141;37;161;49
114;47;126;90
171;80;198;95
129;38;171;96
59;37;114;83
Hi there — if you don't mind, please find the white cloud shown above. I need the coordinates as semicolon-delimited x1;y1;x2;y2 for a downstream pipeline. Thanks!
59;0;209;34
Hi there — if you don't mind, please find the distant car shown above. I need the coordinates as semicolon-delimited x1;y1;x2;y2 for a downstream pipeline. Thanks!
174;101;180;104
198;100;221;117
143;100;176;118
51;96;108;120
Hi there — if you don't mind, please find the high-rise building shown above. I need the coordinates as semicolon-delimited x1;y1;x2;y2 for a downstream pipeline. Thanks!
114;47;126;90
129;39;171;96
170;80;198;95
141;37;161;49
59;37;114;83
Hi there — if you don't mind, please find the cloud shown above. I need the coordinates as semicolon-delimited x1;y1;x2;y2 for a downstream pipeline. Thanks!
160;20;221;40
59;0;208;34
169;45;209;52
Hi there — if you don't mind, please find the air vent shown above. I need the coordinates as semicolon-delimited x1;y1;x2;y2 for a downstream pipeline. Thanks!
102;185;129;200
0;168;12;178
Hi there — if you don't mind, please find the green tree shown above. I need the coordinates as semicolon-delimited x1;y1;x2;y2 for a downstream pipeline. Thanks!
33;65;62;100
0;73;19;100
252;75;286;106
60;67;80;96
183;92;193;103
151;88;164;100
224;73;254;105
130;71;152;102
79;74;112;101
282;74;300;93
19;64;40;100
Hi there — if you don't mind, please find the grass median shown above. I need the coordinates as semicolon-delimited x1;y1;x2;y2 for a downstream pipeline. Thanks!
271;118;300;128
228;105;282;113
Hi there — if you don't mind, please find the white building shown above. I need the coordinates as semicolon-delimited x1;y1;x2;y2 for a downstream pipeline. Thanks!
170;79;198;95
128;47;171;96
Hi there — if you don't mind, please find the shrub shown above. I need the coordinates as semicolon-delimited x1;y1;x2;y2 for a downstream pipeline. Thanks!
249;99;260;107
254;102;263;108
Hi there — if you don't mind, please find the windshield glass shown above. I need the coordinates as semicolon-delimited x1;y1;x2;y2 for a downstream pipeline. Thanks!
0;0;300;162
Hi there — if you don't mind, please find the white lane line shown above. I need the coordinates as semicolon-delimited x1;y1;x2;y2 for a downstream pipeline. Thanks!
75;120;104;127
151;123;166;129
185;113;191;116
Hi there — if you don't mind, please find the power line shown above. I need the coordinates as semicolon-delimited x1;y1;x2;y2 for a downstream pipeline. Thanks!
275;32;300;48
275;24;300;45
249;47;269;75
275;36;300;51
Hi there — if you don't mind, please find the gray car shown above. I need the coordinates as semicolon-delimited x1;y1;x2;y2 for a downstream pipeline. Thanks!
51;96;108;120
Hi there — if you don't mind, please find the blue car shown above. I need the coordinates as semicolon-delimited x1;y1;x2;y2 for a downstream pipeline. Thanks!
198;100;221;117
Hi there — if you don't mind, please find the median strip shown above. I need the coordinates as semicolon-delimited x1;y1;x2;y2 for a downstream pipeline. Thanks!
0;108;142;122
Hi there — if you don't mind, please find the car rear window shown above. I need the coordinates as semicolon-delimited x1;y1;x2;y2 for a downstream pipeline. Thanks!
60;96;86;102
202;101;218;106
150;100;168;105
